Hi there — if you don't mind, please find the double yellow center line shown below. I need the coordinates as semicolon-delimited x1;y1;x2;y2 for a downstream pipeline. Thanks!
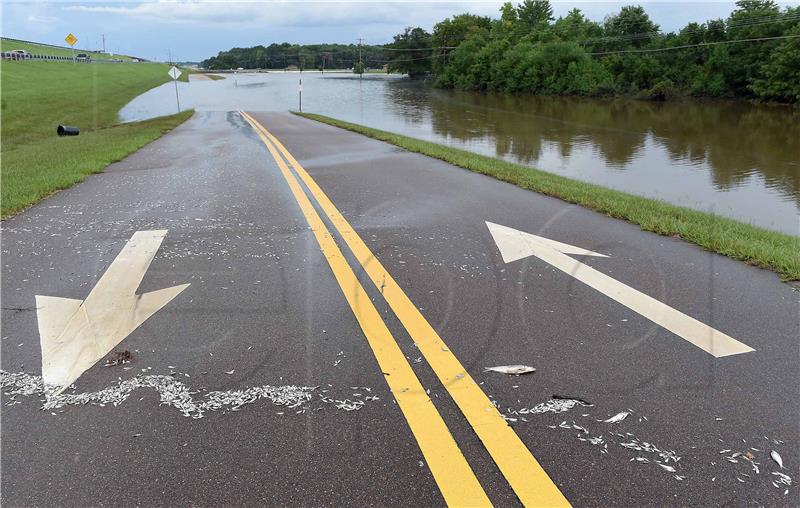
239;110;569;507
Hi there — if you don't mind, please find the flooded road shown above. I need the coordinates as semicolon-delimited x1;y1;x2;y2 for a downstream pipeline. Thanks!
120;72;799;234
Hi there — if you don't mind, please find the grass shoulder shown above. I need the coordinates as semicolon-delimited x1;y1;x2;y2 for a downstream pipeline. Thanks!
2;111;193;217
1;60;193;217
293;111;799;281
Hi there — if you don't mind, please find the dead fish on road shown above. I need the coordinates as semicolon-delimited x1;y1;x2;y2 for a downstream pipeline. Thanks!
484;365;536;375
603;411;631;424
771;450;784;469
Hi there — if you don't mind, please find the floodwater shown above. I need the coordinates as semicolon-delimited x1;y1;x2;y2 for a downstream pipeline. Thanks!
120;72;799;234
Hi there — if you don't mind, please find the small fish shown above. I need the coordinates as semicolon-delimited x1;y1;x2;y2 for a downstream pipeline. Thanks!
484;365;536;375
770;450;784;469
224;370;235;375
658;463;676;473
603;411;630;423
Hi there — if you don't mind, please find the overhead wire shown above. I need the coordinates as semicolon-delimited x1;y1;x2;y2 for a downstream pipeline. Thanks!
588;33;800;56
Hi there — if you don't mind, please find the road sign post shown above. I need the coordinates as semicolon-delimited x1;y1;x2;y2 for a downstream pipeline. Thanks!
168;65;182;113
65;33;77;64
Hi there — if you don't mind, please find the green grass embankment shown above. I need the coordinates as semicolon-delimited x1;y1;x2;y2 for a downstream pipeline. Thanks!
293;112;799;281
1;61;192;216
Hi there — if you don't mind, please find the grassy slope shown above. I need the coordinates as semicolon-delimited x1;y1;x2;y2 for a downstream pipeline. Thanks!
294;112;800;281
1;61;192;216
1;37;133;60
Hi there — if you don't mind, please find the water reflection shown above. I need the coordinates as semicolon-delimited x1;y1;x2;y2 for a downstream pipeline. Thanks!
386;84;799;206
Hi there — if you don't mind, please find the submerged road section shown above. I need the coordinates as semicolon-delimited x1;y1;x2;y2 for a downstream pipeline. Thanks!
1;110;797;507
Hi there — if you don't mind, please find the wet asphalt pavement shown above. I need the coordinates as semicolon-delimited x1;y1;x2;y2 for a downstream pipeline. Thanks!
1;110;798;507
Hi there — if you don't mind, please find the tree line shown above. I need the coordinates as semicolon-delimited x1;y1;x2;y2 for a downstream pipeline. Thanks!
388;0;799;103
200;42;392;71
201;1;799;103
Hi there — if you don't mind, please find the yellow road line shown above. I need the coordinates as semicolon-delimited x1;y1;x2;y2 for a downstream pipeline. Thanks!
245;111;570;507
239;111;491;507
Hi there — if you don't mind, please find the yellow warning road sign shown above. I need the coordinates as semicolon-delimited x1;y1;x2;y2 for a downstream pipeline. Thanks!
65;33;77;47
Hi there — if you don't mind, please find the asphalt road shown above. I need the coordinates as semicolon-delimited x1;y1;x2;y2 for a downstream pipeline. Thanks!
1;110;797;507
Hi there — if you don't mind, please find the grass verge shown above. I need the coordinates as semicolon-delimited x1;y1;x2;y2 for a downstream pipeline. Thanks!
2;61;193;216
293;112;799;281
2;111;193;216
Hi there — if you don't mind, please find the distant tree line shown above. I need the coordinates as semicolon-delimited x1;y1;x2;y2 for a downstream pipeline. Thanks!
200;42;392;72
392;0;800;103
201;1;799;102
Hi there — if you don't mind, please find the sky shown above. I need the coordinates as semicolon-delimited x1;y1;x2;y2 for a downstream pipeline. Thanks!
2;1;797;62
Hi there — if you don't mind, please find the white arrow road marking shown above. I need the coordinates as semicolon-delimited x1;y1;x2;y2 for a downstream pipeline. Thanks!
486;221;754;358
36;230;189;393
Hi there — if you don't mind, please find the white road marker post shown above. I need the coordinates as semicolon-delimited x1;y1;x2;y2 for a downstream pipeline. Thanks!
486;221;755;358
36;230;189;394
168;64;181;113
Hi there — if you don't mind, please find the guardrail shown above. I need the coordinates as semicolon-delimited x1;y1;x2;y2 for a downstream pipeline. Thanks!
0;52;136;63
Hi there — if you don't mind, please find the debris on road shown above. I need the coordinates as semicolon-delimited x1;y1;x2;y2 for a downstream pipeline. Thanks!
603;411;631;423
484;365;535;375
0;369;375;419
771;471;792;489
552;394;593;406
770;450;784;469
104;350;133;367
333;350;345;367
508;396;593;416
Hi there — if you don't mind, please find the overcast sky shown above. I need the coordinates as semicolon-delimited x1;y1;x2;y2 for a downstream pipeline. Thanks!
3;1;796;61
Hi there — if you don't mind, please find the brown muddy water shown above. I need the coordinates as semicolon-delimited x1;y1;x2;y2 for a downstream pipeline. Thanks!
121;72;799;234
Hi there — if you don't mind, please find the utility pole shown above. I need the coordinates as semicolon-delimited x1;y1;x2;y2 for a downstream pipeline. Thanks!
357;37;364;79
102;34;106;54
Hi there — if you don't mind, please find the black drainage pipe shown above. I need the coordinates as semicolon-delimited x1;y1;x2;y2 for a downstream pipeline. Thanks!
57;125;80;136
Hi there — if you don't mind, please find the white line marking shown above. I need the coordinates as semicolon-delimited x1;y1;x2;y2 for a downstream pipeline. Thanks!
37;230;189;392
487;221;754;358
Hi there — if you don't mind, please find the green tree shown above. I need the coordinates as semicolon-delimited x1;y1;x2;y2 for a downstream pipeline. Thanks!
516;1;553;30
553;9;603;44
603;5;660;48
387;27;433;77
499;2;518;30
431;14;492;73
751;24;800;102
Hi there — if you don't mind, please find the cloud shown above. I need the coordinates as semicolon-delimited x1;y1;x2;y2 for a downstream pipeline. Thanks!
63;1;497;27
27;14;60;23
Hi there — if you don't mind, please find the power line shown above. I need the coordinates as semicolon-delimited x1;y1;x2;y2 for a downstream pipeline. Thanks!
375;46;457;51
588;33;800;56
432;8;800;46
581;11;800;45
